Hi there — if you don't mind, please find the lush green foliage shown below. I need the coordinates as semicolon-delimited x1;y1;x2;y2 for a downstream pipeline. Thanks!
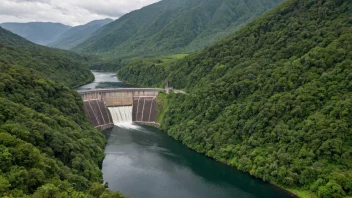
49;19;113;50
74;0;283;61
0;22;71;46
88;57;125;72
0;27;94;87
156;92;170;124
132;0;351;197
118;54;188;87
0;27;125;197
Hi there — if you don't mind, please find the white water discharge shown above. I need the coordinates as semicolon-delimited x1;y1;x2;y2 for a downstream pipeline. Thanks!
108;106;135;128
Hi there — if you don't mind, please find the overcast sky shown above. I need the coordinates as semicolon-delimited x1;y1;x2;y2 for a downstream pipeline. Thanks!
0;0;160;26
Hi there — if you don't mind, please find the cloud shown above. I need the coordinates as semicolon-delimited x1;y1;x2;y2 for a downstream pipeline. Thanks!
0;0;160;26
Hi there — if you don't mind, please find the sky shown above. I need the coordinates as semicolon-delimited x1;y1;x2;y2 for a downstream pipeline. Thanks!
0;0;160;26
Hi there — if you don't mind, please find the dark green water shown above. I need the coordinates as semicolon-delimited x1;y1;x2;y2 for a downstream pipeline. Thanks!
81;71;296;198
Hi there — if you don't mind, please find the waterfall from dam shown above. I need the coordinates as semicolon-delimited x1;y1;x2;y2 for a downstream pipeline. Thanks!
108;106;133;126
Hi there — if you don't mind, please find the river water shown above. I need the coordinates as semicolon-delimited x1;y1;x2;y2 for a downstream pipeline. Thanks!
79;71;295;198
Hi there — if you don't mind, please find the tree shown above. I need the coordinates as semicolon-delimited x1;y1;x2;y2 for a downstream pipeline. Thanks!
0;176;10;197
318;180;345;198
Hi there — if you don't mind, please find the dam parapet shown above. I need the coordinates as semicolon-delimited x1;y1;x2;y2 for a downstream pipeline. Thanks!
78;88;163;130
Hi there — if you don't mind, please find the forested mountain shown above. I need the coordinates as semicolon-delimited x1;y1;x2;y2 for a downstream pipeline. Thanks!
73;0;283;60
0;27;125;197
49;19;113;50
119;0;352;197
0;27;94;87
0;22;71;45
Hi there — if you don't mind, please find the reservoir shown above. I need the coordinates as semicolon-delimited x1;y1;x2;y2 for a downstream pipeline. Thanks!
79;71;295;198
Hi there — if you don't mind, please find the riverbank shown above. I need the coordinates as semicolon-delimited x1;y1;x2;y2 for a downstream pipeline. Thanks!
154;93;303;198
153;121;303;198
102;124;297;198
72;73;95;89
286;188;316;198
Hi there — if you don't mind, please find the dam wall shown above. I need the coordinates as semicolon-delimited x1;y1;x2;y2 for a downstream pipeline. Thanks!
79;88;162;107
132;96;158;124
83;99;114;131
78;88;163;130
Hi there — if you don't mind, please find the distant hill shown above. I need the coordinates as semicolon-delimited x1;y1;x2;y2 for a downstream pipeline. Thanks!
73;0;283;59
50;19;113;50
0;22;71;45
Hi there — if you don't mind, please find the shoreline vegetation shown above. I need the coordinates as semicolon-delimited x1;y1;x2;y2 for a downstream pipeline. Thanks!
156;91;301;198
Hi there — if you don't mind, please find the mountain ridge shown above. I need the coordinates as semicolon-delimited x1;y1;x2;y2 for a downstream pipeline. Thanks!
0;22;71;45
49;18;113;50
73;0;283;60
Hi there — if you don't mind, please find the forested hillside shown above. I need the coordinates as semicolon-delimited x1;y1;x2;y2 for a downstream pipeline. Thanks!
118;54;188;87
49;19;113;50
121;0;352;197
0;22;71;46
0;27;125;197
0;27;94;87
74;0;283;61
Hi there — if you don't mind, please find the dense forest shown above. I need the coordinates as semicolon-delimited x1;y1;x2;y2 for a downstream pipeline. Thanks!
118;54;188;87
74;0;283;67
120;0;352;197
0;27;125;197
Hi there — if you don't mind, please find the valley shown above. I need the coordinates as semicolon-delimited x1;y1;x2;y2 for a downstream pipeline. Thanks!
0;0;351;197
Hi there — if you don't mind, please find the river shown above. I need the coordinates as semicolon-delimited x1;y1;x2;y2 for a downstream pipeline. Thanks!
79;71;296;198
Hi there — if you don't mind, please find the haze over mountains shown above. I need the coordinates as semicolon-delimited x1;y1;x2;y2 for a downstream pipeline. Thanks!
49;19;114;50
0;19;113;48
0;22;71;46
1;0;283;59
73;0;284;59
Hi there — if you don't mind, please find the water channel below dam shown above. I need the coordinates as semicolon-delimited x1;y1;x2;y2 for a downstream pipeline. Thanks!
78;71;296;198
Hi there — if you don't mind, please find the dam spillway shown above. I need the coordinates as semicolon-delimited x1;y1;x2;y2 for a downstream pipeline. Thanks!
78;88;163;130
108;106;133;125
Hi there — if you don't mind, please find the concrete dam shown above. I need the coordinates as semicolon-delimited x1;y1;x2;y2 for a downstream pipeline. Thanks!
78;88;164;130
